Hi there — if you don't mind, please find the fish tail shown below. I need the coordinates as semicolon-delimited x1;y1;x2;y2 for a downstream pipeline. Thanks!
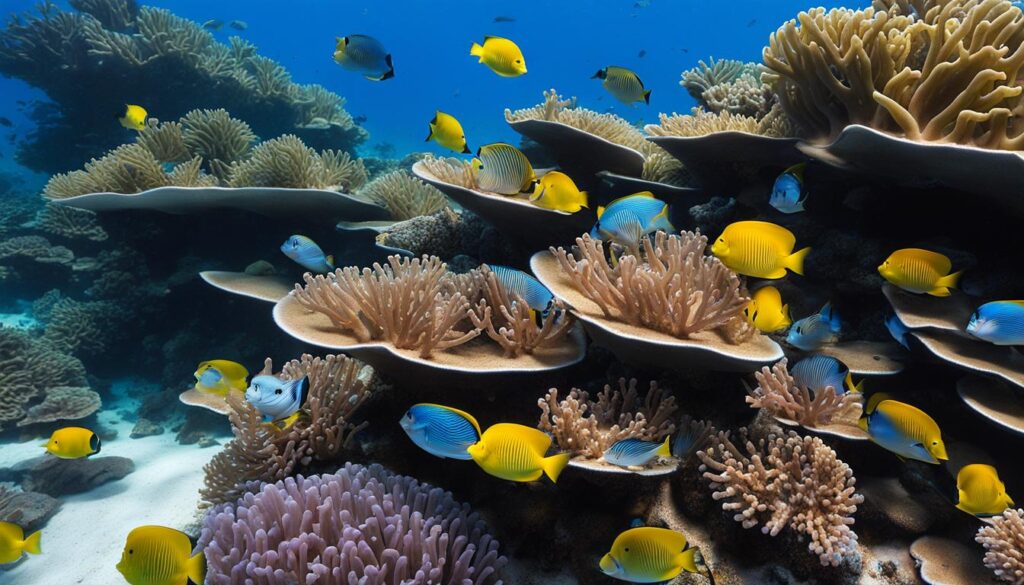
596;205;606;219
643;89;651;104
22;530;41;555
657;435;672;458
579;191;589;209
541;452;571;483
187;550;207;585
785;247;811;275
325;255;335;270
470;42;484;59
381;54;395;80
677;547;699;574
462;144;471;154
781;304;792;329
934;270;963;295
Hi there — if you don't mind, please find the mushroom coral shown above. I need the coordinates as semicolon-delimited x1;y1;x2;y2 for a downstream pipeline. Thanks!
199;463;507;584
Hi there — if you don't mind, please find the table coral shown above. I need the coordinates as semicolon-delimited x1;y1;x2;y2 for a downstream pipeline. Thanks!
977;508;1024;584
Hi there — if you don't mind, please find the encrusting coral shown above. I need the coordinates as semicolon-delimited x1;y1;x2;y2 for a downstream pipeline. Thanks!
698;429;864;567
17;386;101;427
200;353;375;507
746;359;863;430
977;508;1024;584
199;462;507;584
550;230;754;343
538;378;678;459
357;169;449;221
0;327;88;428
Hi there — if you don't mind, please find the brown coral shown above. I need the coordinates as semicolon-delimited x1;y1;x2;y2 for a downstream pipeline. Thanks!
180;108;255;173
746;359;863;430
17;386;101;426
978;508;1024;583
227;135;367;190
470;267;574;357
356;170;448;221
646;107;791;138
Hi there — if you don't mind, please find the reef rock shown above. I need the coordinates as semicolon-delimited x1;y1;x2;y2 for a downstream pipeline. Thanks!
130;417;164;439
0;482;60;533
6;455;134;496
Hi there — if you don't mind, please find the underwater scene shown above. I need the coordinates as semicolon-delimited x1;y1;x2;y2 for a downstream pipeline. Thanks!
3;0;1024;583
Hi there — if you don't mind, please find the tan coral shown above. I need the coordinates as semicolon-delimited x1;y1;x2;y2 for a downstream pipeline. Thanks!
470;267;575;358
356;169;448;221
977;508;1024;583
180;108;255;174
746;359;866;439
228;135;367;191
35;204;108;242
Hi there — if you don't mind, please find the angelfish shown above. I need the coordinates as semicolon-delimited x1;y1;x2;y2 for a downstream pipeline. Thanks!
858;393;948;464
769;163;808;214
245;375;310;422
600;526;700;583
966;300;1024;346
400;403;480;460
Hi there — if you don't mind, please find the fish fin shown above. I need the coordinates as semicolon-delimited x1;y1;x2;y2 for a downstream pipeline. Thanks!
785;246;811;275
22;530;41;555
380;54;395;80
579;191;589;209
657;435;672;458
470;42;484;58
785;162;807;181
781;304;792;329
643;89;651;104
187;550;207;585
864;392;893;414
677;547;699;574
932;270;963;295
846;374;864;393
596;205;606;218
794;196;807;212
425;127;433;141
325;255;334;270
529;185;545;202
857;415;868;432
541;452;571;483
90;433;101;455
426;403;482;436
293;376;310;407
462;144;471;154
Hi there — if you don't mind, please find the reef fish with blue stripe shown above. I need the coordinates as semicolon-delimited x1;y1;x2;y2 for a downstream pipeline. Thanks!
603;436;672;468
400;403;481;460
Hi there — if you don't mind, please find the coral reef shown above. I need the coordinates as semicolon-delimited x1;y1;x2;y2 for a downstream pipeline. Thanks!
698;429;864;566
0;327;88;428
200;354;375;507
41;297;121;357
35;204;108;242
681;58;775;118
180;108;256;175
418;154;476;189
646;107;793;138
17;386;101;427
472;267;575;357
977;508;1024;583
357;169;449;221
745;359;863;430
538;378;678;458
0;235;74;266
227;134;367;190
200;463;506;584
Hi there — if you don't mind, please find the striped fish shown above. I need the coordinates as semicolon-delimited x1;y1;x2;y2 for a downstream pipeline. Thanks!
593;66;651;105
966;300;1024;346
878;248;961;297
116;525;206;585
400;403;481;460
786;303;841;351
604;436;672;467
487;265;555;316
281;235;334;273
600;527;699;582
791;354;860;394
858;394;948;464
472;143;536;195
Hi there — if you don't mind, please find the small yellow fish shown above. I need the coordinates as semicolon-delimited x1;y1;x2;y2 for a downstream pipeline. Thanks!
117;525;206;585
956;464;1015;517
711;220;810;279
472;143;536;195
194;359;248;395
599;526;699;582
426;110;470;154
858;393;948;464
43;426;100;459
0;521;41;564
592;66;651;105
467;423;569;483
530;171;588;213
118;104;148;131
469;36;527;77
878;248;962;297
744;286;792;333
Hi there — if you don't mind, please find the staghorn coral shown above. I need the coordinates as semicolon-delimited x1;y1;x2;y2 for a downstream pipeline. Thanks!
418;154;476;189
200;463;506;584
200;353;375;507
698;429;864;566
227;134;367;191
135;6;211;61
69;0;137;31
746;359;863;430
17;386;101;427
551;231;753;342
357;170;449;221
470;267;574;357
538;378;678;459
646;107;791;138
180;108;255;172
0;3;91;81
977;508;1024;583
35;204;108;242
682;59;776;119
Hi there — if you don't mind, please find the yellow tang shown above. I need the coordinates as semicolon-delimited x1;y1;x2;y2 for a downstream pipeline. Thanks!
467;423;570;483
43;426;100;459
119;104;147;131
599;526;699;583
858;393;948;464
194;359;249;395
711;220;810;279
117;525;206;585
530;171;589;213
0;521;41;565
472;143;536;195
878;248;962;297
593;66;651;105
744;285;792;333
426;110;470;154
956;463;1015;517
469;36;527;77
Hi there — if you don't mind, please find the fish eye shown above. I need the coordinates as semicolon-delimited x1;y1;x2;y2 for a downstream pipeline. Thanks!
932;441;939;446
275;388;283;395
624;548;629;552
515;59;521;63
128;549;133;554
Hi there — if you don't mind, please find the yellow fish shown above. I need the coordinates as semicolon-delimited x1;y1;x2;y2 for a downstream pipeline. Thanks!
744;286;792;333
472;143;536;195
469;36;527;77
956;464;1015;517
711;220;810;279
0;521;41;565
878;248;962;297
530;171;589;213
118;104;148;131
117;525;206;585
858;393;948;464
194;359;248;395
592;66;651;105
426;110;470;154
467;423;569;483
43;426;100;459
599;526;699;582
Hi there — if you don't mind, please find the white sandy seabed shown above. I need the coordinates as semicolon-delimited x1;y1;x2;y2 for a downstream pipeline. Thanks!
0;404;219;585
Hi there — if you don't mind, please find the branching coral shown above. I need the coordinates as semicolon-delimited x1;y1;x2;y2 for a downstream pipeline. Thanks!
200;354;375;507
746;359;863;429
69;0;137;31
551;231;753;342
180;108;255;172
43;143;169;198
470;267;574;357
505;88;650;152
135;120;190;163
698;429;864;566
646;107;791;138
17;386;101;426
682;59;775;119
681;58;751;100
227;135;367;190
357;170;448;221
35;204;108;242
199;463;507;584
538;378;678;458
167;156;219;187
977;508;1024;583
0;235;73;265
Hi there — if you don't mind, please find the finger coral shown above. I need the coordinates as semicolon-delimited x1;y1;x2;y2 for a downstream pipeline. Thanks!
977;508;1024;583
357;169;449;221
698;429;864;566
227;134;368;191
470;267;575;357
538;378;678;458
200;353;376;507
746;359;863;430
199;462;507;584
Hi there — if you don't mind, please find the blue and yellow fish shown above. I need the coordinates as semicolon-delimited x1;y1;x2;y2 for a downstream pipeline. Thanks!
791;354;860;394
281;235;335;273
603;436;672;468
400;403;481;460
590;192;673;248
769;163;808;214
858;393;948;464
885;312;912;349
600;526;699;583
194;359;248;395
487;265;557;321
966;300;1024;346
786;303;841;350
333;35;394;81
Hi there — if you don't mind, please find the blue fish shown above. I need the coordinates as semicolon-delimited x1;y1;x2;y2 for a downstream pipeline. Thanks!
400;403;481;460
281;235;335;273
488;265;557;319
885;312;912;349
590;192;673;246
966;301;1024;346
603;436;671;467
244;375;309;422
333;35;394;81
769;163;807;214
671;418;712;461
791;354;860;394
786;303;841;351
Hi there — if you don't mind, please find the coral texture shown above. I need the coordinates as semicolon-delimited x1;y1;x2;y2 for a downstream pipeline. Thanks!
0;327;88;428
227;134;368;190
698;429;864;566
646;107;792;138
977;508;1024;584
419;154;476;189
17;386;101;427
471;267;575;357
746;359;863;429
357;170;448;221
35;204;108;242
200;463;506;584
681;58;775;118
